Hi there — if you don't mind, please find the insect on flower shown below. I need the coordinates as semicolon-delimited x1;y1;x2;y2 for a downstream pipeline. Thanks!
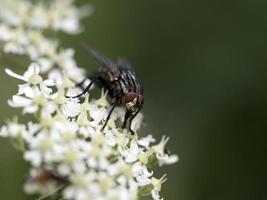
67;44;144;133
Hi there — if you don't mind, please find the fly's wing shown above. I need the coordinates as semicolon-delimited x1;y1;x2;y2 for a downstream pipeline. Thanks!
117;58;136;75
82;43;120;77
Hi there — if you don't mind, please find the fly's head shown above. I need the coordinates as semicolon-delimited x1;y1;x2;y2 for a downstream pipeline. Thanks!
124;92;144;115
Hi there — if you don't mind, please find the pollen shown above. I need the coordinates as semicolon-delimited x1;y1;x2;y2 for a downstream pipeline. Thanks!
39;138;53;152
55;95;67;105
62;77;75;88
73;175;86;188
117;134;129;148
152;136;170;156
138;152;149;165
66;151;78;163
81;94;90;111
92;133;106;145
96;89;109;107
28;73;43;85
29;31;42;44
40;115;53;128
121;164;133;177
89;145;101;157
63;131;75;142
99;177;113;192
33;95;48;106
76;113;89;126
151;174;167;192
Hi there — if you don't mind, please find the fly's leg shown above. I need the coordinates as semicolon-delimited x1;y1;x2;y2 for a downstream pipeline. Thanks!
76;77;91;88
127;110;140;134
101;103;116;131
122;109;131;130
66;77;96;98
122;109;139;134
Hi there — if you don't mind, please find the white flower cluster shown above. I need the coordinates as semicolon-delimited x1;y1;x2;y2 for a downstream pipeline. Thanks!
1;63;178;199
0;1;178;200
0;0;91;33
0;0;91;83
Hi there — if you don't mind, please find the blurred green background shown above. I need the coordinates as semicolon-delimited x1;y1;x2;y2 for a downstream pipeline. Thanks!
1;0;267;199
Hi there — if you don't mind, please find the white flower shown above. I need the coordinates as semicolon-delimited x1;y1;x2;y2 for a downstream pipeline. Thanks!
151;174;167;200
5;63;54;91
37;48;86;85
121;140;139;163
158;154;179;166
50;0;93;34
0;118;25;138
24;129;62;167
53;87;82;118
63;173;95;200
4;42;25;54
5;64;58;114
0;0;92;69
0;24;12;41
2;66;177;199
151;135;178;166
26;35;58;60
137;134;156;149
23;168;60;195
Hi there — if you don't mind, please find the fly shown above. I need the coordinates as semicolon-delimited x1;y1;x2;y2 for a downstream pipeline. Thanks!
68;44;144;133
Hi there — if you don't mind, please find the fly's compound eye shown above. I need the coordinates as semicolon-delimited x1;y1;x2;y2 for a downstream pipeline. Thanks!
125;92;138;110
139;95;144;106
125;92;137;104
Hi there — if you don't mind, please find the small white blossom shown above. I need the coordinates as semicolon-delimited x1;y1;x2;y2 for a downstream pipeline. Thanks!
151;175;167;200
152;135;178;166
0;118;25;138
5;63;54;92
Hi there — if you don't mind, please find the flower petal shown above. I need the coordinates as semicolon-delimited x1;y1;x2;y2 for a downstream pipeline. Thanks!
5;68;26;81
8;95;32;107
23;63;40;80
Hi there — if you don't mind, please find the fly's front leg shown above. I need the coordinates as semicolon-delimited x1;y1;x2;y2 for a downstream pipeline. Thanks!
66;77;96;98
122;109;140;134
76;77;92;88
128;110;140;134
122;109;131;130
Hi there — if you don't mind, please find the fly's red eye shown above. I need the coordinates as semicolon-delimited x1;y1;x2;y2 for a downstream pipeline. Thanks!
125;92;137;103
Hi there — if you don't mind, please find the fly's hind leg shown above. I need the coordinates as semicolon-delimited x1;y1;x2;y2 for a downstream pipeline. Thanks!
101;103;116;131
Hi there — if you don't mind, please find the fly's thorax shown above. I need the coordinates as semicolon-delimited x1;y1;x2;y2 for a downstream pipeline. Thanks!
97;67;118;82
